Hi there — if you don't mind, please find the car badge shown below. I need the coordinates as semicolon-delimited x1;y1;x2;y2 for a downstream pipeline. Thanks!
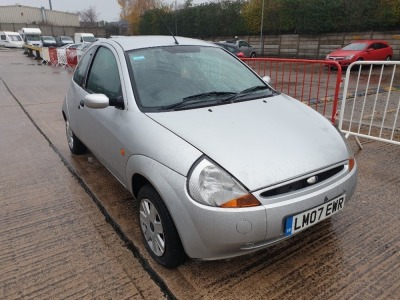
307;175;318;185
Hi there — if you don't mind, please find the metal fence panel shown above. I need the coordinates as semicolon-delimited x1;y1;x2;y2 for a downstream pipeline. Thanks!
242;58;342;123
339;61;400;147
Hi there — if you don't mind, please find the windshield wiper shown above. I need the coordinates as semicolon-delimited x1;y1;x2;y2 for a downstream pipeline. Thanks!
182;91;236;101
162;91;236;110
220;85;272;103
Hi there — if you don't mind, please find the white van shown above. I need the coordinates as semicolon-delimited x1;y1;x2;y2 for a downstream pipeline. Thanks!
74;33;96;44
19;28;42;47
0;31;24;48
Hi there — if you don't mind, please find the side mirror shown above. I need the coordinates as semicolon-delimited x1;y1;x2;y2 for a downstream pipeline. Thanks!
262;75;272;85
84;94;109;109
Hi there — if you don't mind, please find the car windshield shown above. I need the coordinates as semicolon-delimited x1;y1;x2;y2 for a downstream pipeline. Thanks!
43;36;55;41
62;36;73;42
341;43;368;51
127;45;273;112
26;35;40;41
83;36;96;42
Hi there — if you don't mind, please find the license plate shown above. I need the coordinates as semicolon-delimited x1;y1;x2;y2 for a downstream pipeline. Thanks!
285;195;346;236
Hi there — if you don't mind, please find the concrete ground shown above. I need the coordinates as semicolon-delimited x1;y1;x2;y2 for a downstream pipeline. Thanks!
0;48;399;299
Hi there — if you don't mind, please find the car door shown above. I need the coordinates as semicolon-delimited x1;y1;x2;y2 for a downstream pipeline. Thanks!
78;45;129;185
374;43;390;60
238;40;251;57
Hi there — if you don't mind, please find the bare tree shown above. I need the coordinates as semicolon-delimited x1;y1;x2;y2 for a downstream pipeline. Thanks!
80;6;99;24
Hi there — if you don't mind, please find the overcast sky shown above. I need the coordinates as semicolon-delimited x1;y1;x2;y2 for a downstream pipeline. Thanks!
1;0;209;22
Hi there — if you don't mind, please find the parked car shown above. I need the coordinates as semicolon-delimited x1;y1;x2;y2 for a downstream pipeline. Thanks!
41;36;57;47
222;39;257;57
62;36;357;268
55;36;74;47
214;42;245;58
325;40;393;67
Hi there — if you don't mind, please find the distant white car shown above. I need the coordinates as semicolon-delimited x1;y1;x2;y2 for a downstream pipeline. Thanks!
62;36;357;268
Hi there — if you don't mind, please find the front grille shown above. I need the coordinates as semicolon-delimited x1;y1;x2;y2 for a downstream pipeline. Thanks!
260;165;345;198
328;57;344;61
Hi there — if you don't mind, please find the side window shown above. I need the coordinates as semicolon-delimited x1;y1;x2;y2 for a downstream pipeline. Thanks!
1;35;5;41
73;46;97;87
240;41;249;47
378;43;387;49
86;47;122;100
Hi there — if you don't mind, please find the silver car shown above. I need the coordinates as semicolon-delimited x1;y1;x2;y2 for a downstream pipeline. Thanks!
222;39;257;57
62;36;357;268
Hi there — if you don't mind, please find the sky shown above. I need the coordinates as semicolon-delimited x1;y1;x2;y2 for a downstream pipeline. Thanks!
0;0;208;22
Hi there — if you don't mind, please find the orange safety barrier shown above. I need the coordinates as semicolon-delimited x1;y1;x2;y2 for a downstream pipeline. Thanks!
66;49;78;67
48;47;58;66
242;58;342;123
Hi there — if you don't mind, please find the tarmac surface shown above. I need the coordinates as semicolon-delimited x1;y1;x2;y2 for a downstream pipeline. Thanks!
0;48;399;299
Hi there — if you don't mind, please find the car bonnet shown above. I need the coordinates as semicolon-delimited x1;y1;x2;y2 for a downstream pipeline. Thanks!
146;94;349;191
329;49;360;57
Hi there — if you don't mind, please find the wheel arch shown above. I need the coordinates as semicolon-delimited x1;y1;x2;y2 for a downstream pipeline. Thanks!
131;173;152;199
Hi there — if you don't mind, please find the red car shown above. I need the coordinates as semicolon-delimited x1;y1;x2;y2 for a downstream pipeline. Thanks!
325;40;393;67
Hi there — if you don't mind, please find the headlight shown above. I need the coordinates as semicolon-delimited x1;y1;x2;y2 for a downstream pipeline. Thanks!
188;158;261;208
325;55;330;59
344;55;354;60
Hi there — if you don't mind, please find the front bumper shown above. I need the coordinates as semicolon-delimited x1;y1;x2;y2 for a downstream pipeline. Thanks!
163;161;357;260
326;58;354;67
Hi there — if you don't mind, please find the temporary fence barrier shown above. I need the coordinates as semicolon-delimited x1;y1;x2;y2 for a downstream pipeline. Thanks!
338;61;400;149
48;47;58;66
56;48;68;67
66;49;78;67
41;47;50;65
242;58;342;123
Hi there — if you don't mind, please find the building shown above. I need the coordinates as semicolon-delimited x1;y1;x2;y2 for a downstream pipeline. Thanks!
0;5;79;27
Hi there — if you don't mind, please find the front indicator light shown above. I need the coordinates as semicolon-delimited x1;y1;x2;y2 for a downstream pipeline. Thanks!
348;158;355;172
219;194;261;208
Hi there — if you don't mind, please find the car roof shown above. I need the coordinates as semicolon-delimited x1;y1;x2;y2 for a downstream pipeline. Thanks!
349;40;388;44
105;35;216;51
214;42;239;49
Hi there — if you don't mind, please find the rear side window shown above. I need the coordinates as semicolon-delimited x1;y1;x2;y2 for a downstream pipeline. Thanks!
73;46;97;87
86;47;122;100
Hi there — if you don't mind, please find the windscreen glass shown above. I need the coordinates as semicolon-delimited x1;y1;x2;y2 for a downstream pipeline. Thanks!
342;43;368;51
127;45;273;111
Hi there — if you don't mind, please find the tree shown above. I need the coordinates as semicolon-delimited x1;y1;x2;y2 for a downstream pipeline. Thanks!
117;0;161;34
80;6;99;25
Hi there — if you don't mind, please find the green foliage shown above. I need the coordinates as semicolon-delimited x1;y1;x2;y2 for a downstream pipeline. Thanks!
137;0;400;37
139;0;248;37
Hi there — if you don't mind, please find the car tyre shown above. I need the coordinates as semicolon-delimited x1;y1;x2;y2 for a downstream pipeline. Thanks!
250;52;256;58
138;185;186;268
386;56;392;61
65;119;87;154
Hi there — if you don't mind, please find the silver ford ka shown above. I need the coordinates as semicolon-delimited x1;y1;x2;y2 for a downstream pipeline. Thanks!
62;36;357;268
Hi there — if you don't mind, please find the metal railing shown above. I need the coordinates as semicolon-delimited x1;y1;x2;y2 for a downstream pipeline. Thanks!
242;58;342;123
338;61;400;148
